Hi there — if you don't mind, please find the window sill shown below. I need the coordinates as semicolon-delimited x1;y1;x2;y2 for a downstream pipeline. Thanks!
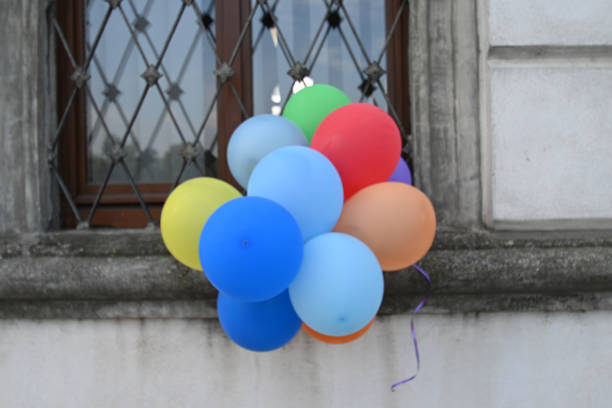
1;229;612;319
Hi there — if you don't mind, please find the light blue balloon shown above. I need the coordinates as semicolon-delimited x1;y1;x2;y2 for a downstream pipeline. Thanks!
289;233;384;336
248;146;343;241
228;115;308;189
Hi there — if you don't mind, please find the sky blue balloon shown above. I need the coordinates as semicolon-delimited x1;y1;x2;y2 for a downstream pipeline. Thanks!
199;196;303;302
248;146;343;241
288;232;384;336
228;115;308;189
217;290;302;352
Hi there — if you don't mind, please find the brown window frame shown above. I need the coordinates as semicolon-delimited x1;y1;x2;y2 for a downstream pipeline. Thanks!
55;0;409;228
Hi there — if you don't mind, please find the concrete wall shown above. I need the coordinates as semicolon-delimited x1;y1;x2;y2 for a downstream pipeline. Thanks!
2;313;611;408
0;0;54;234
482;0;612;229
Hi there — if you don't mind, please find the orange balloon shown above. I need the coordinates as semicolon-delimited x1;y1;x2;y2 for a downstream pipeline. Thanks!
334;182;436;271
303;317;375;344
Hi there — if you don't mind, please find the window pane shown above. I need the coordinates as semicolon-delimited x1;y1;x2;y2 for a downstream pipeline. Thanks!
251;0;387;116
86;0;218;184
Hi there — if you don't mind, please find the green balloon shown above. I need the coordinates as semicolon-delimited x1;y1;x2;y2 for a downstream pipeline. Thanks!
282;84;351;142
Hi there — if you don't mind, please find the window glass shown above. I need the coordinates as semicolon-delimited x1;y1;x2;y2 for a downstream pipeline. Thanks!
251;0;388;116
86;0;218;184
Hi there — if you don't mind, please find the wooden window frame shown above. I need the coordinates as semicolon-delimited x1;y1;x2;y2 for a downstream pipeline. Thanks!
55;0;409;228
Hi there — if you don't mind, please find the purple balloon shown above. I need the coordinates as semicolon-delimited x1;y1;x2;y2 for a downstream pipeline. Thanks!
388;157;412;185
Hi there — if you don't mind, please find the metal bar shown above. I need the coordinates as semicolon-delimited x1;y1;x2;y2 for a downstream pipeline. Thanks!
143;107;168;152
259;1;296;67
142;30;172;81
94;93;143;159
52;18;77;69
118;160;154;223
338;2;372;65
280;82;295;112
190;1;221;65
192;158;206;176
377;0;407;65
176;29;202;84
176;98;198;138
171;159;189;190
153;83;188;145
155;3;187;69
203;24;218;54
228;81;249;118
303;8;329;65
376;78;407;138
87;40;136;144
194;84;222;145
127;0;153;18
205;0;214;15
83;4;113;70
337;25;366;81
51;88;78;151
51;165;83;223
118;85;150;148
110;39;137;86
85;84;142;153
252;0;279;54
86;161;116;224
209;132;218;151
228;1;260;66
307;24;331;72
273;27;296;69
251;23;266;53
118;4;151;65
87;52;112;142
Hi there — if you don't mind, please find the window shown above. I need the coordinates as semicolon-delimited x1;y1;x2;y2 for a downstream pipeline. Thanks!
52;0;409;228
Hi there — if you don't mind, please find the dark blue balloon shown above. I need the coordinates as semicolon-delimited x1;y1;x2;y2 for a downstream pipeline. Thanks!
217;290;302;352
199;196;303;302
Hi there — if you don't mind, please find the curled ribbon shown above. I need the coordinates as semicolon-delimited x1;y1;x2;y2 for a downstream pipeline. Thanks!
391;263;432;392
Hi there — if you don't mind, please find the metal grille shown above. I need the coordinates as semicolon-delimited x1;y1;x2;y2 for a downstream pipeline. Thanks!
50;0;409;229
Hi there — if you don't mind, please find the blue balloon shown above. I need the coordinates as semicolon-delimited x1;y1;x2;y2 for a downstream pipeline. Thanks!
289;233;384;336
199;196;303;302
227;115;308;189
248;146;343;241
217;290;302;352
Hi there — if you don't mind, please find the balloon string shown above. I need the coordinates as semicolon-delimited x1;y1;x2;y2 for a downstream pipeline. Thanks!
390;263;432;392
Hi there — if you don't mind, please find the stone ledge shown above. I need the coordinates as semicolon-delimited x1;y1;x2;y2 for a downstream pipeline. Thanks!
1;292;611;319
2;228;612;258
1;230;611;318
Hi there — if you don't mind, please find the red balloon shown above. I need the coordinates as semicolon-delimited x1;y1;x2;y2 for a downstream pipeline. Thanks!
311;103;401;199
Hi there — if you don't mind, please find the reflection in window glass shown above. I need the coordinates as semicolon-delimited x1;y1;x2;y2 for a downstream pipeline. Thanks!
252;0;387;116
86;0;218;184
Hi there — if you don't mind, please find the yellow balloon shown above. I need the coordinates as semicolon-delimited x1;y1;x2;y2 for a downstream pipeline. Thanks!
161;177;241;270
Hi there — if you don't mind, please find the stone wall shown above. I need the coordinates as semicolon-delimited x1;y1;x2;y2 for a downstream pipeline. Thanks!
1;313;611;407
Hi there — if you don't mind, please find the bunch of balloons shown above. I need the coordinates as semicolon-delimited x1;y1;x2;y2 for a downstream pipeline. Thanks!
160;84;436;351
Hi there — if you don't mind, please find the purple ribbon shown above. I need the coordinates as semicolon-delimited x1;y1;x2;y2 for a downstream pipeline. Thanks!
391;263;432;392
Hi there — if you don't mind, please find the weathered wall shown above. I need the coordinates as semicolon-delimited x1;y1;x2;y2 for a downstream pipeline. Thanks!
0;0;54;234
481;0;612;229
410;0;481;228
1;312;611;408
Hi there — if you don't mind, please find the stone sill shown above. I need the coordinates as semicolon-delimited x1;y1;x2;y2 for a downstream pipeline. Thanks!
1;229;612;318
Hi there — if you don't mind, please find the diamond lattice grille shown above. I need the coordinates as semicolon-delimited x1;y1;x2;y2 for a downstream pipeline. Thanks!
50;0;409;229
